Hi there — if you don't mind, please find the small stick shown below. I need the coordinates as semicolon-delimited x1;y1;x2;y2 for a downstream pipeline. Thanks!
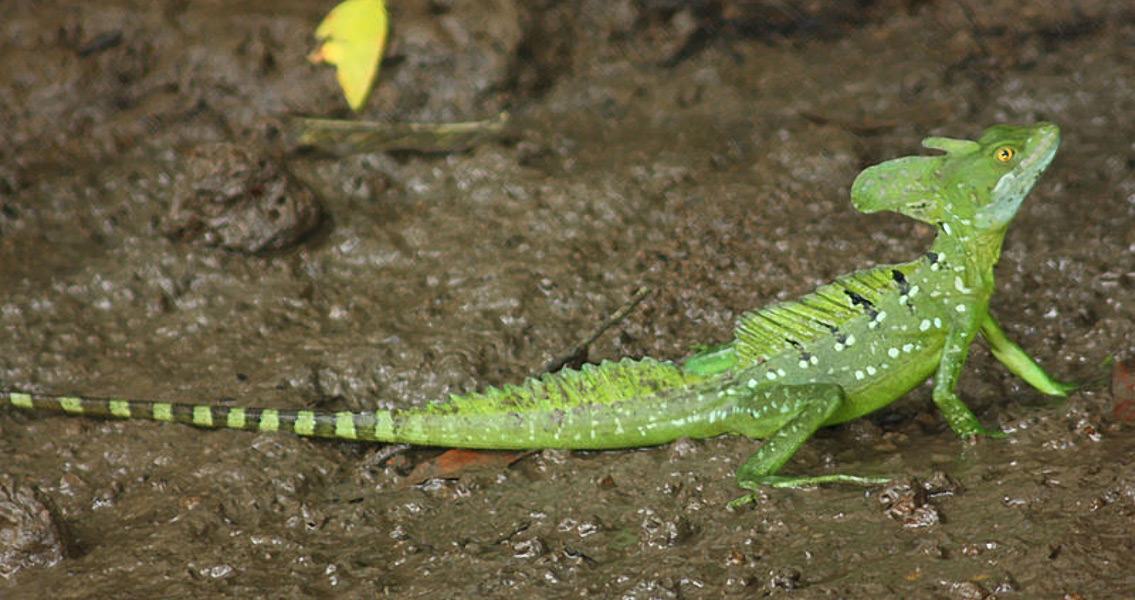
286;112;510;156
537;286;653;376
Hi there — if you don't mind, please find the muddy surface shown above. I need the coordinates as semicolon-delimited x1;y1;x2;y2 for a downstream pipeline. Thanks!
2;1;1134;598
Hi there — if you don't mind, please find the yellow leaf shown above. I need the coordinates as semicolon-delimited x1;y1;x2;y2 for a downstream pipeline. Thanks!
309;0;389;112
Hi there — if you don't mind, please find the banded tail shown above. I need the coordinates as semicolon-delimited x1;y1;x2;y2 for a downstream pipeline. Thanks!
2;390;387;442
1;357;713;450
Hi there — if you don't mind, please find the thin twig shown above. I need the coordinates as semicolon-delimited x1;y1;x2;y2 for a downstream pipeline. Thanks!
537;286;653;376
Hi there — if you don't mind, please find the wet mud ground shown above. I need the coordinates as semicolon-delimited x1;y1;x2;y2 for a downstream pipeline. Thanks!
2;1;1135;598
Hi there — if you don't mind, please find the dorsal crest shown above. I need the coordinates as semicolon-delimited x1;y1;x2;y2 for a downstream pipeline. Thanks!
432;357;709;415
733;265;902;363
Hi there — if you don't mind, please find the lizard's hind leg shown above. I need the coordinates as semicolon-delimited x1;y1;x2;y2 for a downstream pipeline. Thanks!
729;383;888;505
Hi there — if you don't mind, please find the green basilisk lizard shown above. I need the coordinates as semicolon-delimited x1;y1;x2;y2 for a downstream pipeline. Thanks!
2;123;1074;499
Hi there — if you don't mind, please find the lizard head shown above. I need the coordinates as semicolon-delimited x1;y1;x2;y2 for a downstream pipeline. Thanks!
850;123;1060;236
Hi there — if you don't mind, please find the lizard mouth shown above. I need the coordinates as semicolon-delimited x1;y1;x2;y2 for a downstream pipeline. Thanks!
1018;122;1061;173
979;123;1060;229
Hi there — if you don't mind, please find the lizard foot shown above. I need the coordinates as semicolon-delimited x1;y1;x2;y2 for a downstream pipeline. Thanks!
730;473;891;506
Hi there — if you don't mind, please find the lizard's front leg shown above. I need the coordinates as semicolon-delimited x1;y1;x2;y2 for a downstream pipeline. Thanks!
932;299;1005;438
980;314;1077;396
728;383;888;506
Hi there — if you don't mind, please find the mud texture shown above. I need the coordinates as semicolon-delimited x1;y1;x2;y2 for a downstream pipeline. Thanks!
2;1;1135;598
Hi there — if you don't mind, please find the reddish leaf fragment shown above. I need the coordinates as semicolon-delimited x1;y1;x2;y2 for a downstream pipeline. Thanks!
404;449;533;486
1111;360;1135;422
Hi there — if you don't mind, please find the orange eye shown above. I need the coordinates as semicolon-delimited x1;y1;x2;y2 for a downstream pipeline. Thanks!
995;147;1015;162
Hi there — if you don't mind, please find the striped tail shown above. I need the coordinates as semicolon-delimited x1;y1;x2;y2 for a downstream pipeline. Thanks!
2;391;387;441
2;358;714;450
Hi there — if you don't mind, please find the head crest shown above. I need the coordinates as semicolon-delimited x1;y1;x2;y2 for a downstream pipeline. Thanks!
850;136;978;224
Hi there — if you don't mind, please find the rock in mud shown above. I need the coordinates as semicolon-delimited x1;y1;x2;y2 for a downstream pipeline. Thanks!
0;475;74;579
163;142;322;254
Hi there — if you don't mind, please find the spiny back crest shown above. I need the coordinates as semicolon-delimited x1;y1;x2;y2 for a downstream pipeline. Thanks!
425;357;709;415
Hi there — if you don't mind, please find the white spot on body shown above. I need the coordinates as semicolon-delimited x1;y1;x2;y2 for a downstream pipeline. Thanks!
888;348;900;359
919;319;931;332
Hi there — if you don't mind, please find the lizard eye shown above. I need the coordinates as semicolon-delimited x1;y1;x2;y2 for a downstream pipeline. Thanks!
995;147;1015;162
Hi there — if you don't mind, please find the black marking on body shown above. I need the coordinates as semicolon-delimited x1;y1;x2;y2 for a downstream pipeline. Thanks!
844;290;878;319
893;268;917;314
891;269;910;295
926;251;940;265
814;319;837;332
785;338;813;362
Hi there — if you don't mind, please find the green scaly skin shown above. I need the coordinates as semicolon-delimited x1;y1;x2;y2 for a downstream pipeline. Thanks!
2;123;1075;502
